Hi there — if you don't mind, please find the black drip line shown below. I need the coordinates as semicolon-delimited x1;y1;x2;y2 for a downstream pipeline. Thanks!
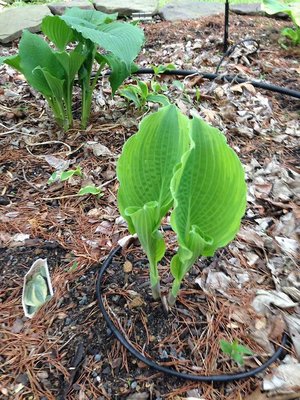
132;68;300;99
96;245;288;383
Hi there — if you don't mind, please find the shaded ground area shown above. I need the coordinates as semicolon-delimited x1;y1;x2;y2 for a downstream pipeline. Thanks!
0;13;299;400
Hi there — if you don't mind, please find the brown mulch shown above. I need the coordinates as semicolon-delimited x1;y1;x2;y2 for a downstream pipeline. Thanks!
0;12;299;400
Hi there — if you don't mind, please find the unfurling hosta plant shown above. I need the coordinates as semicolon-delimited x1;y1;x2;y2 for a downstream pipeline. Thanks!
262;0;300;46
117;105;247;305
0;8;144;130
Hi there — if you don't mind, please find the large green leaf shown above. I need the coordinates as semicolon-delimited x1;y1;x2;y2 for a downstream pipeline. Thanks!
117;105;190;297
117;105;190;231
54;46;86;82
42;16;74;51
35;67;65;102
97;52;134;93
63;7;118;26
17;30;65;97
262;0;300;25
0;54;22;71
169;116;247;299
61;14;144;65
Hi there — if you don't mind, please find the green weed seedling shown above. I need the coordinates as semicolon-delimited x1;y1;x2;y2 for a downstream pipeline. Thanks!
119;79;170;110
0;8;144;130
262;0;300;46
48;167;102;198
220;339;253;366
151;63;176;76
117;105;247;304
78;185;102;198
48;166;83;184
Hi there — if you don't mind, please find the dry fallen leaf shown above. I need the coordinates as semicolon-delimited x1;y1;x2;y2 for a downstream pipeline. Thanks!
252;290;298;315
128;296;145;309
244;387;268;400
263;360;300;391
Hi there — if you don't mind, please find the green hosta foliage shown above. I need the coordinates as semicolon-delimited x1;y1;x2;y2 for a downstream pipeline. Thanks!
0;8;144;130
220;339;253;366
117;106;190;299
262;0;300;45
117;105;247;305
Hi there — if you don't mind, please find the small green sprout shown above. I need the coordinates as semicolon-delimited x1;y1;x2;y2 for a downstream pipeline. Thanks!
119;80;170;110
220;339;253;366
48;166;83;184
68;261;79;272
152;63;176;76
78;185;102;197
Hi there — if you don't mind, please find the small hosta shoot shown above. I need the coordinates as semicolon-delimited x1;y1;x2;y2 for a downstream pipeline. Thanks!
117;105;247;305
0;8;144;130
22;259;53;318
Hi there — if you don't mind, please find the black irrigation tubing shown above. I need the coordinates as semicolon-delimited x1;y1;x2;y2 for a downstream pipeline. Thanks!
96;244;289;383
132;68;300;99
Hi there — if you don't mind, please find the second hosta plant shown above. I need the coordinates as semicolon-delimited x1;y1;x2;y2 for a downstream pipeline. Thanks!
117;105;247;305
0;8;144;130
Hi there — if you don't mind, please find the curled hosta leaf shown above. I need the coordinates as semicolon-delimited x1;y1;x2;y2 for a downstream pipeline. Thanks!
22;259;53;318
117;105;190;298
169;116;247;304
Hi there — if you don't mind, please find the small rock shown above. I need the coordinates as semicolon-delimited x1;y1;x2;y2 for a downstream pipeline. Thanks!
16;373;29;385
48;0;94;15
126;392;149;400
131;381;137;389
0;196;9;205
106;328;112;336
37;371;49;380
159;349;169;360
94;354;101;362
79;295;88;305
112;295;120;302
128;296;145;309
1;388;8;396
11;318;24;334
123;260;133;273
102;366;111;374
